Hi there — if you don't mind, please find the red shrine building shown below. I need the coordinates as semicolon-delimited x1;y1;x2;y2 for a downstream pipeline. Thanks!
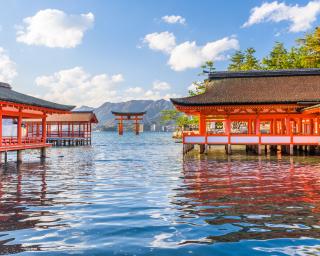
171;69;320;155
25;111;98;146
0;82;74;162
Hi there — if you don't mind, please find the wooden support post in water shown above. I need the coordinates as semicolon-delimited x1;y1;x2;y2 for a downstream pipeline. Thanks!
41;147;46;159
119;116;124;135
199;144;205;154
257;144;262;155
17;150;22;163
226;144;232;155
290;144;294;155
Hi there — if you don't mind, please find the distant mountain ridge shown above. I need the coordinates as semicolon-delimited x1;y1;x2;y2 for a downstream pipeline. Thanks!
75;99;174;130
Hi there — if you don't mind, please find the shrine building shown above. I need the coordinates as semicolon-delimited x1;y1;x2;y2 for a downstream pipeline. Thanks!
25;111;98;146
0;82;74;163
170;69;320;155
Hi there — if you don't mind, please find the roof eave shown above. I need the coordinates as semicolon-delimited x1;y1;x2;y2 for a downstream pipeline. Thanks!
170;99;320;107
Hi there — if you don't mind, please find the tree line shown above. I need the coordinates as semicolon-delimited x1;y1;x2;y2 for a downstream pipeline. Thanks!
228;27;320;71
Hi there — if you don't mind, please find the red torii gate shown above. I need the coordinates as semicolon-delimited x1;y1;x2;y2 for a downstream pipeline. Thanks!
111;111;146;135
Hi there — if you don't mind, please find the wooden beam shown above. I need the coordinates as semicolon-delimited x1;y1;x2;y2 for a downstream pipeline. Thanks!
42;114;47;143
17;108;22;144
0;107;2;147
199;114;206;135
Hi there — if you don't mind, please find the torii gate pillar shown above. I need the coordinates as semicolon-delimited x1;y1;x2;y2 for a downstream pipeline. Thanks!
111;111;146;136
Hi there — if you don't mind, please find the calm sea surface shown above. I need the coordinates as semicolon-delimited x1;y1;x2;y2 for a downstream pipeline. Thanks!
1;132;320;255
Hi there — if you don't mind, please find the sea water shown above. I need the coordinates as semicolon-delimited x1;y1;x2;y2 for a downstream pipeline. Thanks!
1;132;320;255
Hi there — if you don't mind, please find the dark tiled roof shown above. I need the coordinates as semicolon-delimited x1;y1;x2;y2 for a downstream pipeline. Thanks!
0;84;75;111
208;68;320;79
111;111;146;116
171;69;320;106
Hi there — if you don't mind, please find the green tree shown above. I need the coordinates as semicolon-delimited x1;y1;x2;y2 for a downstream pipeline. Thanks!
228;50;245;71
200;60;215;74
242;47;261;70
286;47;304;69
227;48;261;71
188;61;215;96
297;27;320;68
188;81;206;96
160;109;198;131
262;42;289;69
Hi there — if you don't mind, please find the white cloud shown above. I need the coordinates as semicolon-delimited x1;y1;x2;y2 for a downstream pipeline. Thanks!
16;9;94;48
35;67;123;107
168;38;239;71
153;80;171;90
162;15;186;25
125;87;143;94
143;31;239;71
243;1;320;32
143;31;176;53
35;67;177;106
142;90;179;101
0;47;17;83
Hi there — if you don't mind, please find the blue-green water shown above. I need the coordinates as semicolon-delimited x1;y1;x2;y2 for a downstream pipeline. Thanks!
1;132;320;255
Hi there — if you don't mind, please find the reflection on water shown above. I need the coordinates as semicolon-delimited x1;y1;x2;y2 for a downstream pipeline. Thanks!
178;156;320;244
0;133;320;255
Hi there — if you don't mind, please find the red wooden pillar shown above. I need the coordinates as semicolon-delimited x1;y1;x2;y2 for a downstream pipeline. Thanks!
0;107;2;147
285;117;291;135
311;118;315;135
255;117;260;135
248;119;252;134
89;122;92;144
225;116;231;140
199;114;206;135
25;122;28;138
86;123;89;138
42;114;47;143
256;116;261;155
118;116;123;135
298;118;302;134
17;108;22;144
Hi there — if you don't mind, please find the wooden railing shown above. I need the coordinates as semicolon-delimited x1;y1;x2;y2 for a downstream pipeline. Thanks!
183;133;320;145
1;136;44;146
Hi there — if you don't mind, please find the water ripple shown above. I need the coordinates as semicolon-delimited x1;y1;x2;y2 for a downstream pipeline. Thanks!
0;132;320;255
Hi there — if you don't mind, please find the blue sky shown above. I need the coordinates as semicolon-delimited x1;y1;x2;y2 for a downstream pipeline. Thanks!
0;0;318;107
